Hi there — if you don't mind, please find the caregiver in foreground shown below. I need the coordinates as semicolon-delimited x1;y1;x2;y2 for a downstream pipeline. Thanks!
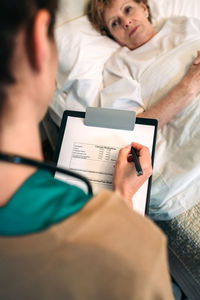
87;0;200;129
0;0;174;299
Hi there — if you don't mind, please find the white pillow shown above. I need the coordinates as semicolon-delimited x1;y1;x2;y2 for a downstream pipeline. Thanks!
50;16;120;124
56;0;89;27
51;0;200;125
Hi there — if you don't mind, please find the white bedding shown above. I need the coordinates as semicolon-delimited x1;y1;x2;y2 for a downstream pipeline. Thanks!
51;0;200;220
51;0;200;125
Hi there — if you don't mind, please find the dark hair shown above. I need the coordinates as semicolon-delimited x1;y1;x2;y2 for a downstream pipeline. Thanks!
0;0;59;107
87;0;152;38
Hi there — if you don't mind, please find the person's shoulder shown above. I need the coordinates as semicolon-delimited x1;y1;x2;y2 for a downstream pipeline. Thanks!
0;189;172;300
155;16;186;29
62;190;170;294
155;16;200;37
75;189;167;245
104;45;130;65
26;169;85;193
14;168;89;207
161;16;200;28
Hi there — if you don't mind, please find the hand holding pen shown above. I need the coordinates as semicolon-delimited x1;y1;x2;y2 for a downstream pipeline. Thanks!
113;142;152;206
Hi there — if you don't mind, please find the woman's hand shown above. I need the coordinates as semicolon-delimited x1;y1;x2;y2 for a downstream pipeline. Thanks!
113;142;152;206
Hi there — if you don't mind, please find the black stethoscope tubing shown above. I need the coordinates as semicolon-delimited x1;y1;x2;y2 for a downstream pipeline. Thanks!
0;152;93;196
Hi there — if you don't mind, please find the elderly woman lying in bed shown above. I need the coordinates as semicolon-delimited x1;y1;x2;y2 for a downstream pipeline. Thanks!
87;0;200;220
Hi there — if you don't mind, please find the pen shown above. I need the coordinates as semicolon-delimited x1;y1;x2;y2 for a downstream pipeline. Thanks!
131;146;143;176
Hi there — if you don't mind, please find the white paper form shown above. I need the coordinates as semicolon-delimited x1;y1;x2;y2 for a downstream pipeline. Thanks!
55;117;155;215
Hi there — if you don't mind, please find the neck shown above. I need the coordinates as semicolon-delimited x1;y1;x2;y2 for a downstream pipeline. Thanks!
0;113;43;160
0;95;44;207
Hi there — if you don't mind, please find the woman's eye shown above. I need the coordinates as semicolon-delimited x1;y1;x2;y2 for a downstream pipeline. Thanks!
111;20;119;28
125;6;132;14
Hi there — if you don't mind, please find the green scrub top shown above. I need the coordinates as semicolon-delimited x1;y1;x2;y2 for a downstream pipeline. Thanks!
0;170;91;236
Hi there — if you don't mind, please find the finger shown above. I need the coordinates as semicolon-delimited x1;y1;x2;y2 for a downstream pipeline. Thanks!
132;143;152;171
131;142;149;158
117;144;132;161
131;142;144;151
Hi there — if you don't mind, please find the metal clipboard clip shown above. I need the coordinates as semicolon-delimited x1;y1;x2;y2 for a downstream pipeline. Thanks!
84;107;136;130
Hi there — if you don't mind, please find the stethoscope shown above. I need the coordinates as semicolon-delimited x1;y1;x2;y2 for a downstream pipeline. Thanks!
0;152;93;196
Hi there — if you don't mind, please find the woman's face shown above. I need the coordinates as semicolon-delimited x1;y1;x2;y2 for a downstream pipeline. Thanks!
104;0;156;50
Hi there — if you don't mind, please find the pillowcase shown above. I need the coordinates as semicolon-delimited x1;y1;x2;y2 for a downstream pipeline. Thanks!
50;0;200;125
56;0;89;27
50;16;120;124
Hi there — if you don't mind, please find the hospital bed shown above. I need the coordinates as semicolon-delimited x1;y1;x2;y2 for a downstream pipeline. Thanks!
48;1;200;299
51;0;200;125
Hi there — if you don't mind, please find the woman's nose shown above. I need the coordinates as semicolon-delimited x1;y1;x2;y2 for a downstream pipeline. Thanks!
123;18;132;29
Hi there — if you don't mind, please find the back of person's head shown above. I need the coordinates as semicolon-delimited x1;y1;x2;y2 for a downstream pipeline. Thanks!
0;0;59;108
87;0;152;37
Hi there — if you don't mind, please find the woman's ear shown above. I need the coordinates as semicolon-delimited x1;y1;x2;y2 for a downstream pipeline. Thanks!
31;10;51;72
139;2;148;18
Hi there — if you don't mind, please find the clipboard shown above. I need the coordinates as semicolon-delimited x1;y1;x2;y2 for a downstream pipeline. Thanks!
54;108;158;216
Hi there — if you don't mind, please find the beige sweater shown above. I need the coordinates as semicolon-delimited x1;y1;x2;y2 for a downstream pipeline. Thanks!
0;190;174;300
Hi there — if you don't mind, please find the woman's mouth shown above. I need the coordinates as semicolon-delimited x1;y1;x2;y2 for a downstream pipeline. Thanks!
129;26;139;37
